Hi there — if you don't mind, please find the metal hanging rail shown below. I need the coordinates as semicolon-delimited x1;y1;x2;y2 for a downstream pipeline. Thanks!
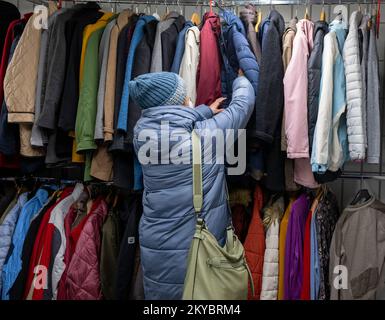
25;0;379;6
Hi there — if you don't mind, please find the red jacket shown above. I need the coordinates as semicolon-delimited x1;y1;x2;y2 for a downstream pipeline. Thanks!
195;12;222;106
300;210;312;300
63;197;108;300
244;185;265;300
57;205;92;300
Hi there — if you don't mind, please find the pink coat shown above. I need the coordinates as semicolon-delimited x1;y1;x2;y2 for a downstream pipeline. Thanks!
284;20;318;189
284;19;314;159
63;197;108;300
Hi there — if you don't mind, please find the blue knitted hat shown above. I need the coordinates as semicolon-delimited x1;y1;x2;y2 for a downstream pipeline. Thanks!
129;72;187;109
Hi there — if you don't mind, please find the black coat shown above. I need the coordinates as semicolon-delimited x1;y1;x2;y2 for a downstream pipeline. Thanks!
56;5;102;133
307;21;329;155
115;193;143;300
255;10;286;192
161;15;185;72
0;1;20;56
0;182;16;220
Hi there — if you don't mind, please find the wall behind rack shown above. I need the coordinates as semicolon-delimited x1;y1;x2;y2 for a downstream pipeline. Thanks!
3;0;385;208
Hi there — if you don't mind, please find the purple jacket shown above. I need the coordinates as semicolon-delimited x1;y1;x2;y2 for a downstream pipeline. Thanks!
284;194;310;300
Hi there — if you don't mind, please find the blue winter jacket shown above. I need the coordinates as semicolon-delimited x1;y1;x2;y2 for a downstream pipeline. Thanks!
0;193;28;293
219;10;259;99
1;189;49;300
117;15;156;132
133;76;255;300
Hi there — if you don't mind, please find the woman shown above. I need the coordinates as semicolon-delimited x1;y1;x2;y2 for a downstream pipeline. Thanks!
131;71;254;299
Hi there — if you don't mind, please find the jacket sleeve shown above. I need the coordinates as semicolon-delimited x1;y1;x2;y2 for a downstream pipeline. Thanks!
233;31;259;96
195;76;255;132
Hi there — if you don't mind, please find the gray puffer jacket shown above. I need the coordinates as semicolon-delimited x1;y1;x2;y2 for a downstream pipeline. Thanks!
133;76;255;300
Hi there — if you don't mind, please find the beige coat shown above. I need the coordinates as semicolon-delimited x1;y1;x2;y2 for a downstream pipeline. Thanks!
4;13;45;157
103;10;132;142
329;197;385;300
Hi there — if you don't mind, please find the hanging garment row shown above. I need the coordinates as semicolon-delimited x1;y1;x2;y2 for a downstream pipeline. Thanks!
2;178;384;300
0;179;143;300
0;1;381;192
228;185;339;300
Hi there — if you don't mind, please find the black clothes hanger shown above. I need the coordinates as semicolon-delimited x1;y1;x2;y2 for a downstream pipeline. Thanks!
351;189;371;206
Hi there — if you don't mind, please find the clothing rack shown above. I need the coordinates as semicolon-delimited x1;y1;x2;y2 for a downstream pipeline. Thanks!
0;176;114;185
25;0;380;6
340;173;385;181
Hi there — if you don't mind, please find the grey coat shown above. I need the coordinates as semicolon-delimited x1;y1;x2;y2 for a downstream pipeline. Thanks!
366;26;380;164
133;76;255;300
150;12;179;73
94;19;116;141
30;10;61;147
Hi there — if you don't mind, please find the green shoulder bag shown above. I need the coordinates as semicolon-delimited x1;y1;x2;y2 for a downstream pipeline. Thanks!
182;130;254;300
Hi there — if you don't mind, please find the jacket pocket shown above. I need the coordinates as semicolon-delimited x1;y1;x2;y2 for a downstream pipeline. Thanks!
350;267;379;299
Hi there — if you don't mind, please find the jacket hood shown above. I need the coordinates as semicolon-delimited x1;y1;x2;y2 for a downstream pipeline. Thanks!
268;9;285;37
297;19;314;50
349;10;363;29
220;9;246;36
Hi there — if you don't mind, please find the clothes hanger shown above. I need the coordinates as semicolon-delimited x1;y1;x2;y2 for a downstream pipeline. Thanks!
304;0;310;20
320;0;326;22
351;175;372;205
294;0;299;20
177;0;183;15
351;189;371;205
333;3;347;24
191;0;201;25
255;0;262;33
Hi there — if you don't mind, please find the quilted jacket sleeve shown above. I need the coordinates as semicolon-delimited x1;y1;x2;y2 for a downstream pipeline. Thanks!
233;30;259;96
195;76;255;132
343;14;366;161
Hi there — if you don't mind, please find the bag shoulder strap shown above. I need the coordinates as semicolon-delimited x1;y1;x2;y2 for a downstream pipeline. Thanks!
192;130;203;214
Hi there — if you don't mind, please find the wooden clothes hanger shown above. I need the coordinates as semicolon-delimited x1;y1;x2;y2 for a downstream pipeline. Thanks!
255;1;262;33
304;2;310;20
255;11;262;32
191;0;201;25
320;1;326;22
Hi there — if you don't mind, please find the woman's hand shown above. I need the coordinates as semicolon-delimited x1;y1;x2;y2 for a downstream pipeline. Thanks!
209;97;226;114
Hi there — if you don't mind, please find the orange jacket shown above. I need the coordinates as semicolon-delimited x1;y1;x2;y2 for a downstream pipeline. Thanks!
244;185;265;300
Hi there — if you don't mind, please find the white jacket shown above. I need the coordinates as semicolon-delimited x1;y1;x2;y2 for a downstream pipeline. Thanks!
311;32;337;173
179;26;200;106
261;197;284;300
343;11;366;160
